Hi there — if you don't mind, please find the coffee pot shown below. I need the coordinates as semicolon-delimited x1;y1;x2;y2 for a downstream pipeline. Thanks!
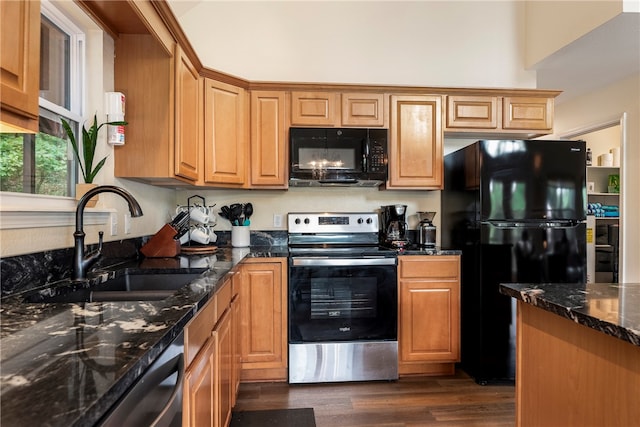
381;204;409;247
416;211;436;247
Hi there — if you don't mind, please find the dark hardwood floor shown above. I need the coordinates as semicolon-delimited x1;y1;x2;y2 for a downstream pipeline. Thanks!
234;370;515;426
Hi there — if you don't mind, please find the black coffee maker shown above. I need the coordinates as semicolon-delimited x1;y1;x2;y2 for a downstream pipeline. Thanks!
381;204;409;248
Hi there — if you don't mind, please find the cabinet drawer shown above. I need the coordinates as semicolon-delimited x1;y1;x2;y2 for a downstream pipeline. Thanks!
399;256;459;279
290;91;338;126
446;95;498;129
184;296;217;366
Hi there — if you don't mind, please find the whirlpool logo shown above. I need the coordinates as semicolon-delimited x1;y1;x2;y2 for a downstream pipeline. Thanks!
339;327;351;332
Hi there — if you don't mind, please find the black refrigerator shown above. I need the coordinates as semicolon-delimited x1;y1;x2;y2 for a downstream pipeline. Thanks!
441;140;587;384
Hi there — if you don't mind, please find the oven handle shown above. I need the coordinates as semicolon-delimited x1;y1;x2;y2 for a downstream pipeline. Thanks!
291;257;397;267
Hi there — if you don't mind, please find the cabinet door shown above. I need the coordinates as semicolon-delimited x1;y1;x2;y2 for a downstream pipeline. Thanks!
290;91;338;126
398;256;460;376
0;0;40;133
341;93;386;127
399;280;459;362
502;96;553;131
174;45;201;181
231;291;241;405
203;79;247;186
250;91;288;187
445;95;498;130
216;309;232;427
388;95;443;189
239;260;287;381
184;336;216;427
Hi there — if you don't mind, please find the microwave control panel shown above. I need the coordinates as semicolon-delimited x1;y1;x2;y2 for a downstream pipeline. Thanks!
368;140;387;173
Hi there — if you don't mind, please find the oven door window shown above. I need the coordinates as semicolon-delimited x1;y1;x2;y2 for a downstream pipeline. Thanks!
289;264;397;343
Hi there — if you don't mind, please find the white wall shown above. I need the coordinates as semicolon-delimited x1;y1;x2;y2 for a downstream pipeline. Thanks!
551;73;640;282
176;187;441;242
170;0;536;89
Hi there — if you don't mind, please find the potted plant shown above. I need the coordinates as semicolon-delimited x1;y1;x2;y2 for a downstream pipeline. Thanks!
61;114;127;206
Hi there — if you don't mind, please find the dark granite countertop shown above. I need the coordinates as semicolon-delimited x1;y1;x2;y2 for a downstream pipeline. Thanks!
396;247;461;256
0;241;458;427
0;246;287;427
499;282;640;347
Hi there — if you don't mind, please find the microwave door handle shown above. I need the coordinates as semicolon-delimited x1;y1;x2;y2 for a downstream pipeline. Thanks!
363;140;369;172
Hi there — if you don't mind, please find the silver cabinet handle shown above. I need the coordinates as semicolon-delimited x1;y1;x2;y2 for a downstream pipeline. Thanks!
291;257;396;267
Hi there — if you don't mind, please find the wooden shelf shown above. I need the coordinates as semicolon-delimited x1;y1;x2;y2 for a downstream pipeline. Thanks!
588;192;619;196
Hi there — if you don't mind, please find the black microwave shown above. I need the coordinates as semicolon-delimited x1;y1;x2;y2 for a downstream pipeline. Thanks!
289;127;388;187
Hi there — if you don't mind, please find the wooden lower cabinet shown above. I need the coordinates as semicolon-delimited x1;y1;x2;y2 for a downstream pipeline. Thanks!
398;255;460;376
183;275;239;427
216;309;233;427
184;336;217;427
239;258;288;382
230;279;242;403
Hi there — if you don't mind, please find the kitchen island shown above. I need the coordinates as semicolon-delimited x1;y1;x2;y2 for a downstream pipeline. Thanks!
499;282;640;427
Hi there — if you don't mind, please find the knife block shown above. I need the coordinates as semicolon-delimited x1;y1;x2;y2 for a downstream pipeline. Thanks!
141;224;181;258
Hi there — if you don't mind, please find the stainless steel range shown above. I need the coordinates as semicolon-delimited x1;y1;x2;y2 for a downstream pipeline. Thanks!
287;212;398;383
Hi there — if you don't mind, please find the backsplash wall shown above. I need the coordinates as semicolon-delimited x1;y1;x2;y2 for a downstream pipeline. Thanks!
176;187;442;240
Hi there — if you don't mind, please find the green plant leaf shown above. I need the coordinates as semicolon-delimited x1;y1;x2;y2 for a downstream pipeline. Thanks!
61;114;126;183
87;156;107;183
61;118;87;180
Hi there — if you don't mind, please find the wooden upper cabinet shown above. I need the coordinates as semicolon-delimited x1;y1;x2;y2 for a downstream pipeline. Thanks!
114;35;181;183
174;44;201;182
446;95;498;130
388;95;443;189
503;96;553;131
290;91;338;126
445;94;555;135
203;78;248;186
341;93;386;127
250;91;288;188
0;0;40;133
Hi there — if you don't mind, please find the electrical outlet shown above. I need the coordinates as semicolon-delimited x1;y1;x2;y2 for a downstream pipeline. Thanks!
124;213;131;234
273;214;283;228
110;213;118;236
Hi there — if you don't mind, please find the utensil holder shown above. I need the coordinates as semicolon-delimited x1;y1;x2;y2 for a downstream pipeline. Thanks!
231;226;250;247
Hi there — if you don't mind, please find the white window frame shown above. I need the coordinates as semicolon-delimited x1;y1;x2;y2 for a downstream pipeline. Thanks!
0;0;110;230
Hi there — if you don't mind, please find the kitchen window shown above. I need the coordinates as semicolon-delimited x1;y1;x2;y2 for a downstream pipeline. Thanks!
0;1;84;197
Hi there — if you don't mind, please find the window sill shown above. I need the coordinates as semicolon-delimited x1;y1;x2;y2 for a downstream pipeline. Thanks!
0;192;112;230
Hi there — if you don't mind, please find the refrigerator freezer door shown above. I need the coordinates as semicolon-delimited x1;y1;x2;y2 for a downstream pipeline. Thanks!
479;140;586;221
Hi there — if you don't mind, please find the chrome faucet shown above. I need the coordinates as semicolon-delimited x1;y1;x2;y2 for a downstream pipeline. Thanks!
73;185;143;281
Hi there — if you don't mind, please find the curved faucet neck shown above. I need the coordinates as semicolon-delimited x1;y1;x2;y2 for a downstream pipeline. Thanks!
73;185;143;281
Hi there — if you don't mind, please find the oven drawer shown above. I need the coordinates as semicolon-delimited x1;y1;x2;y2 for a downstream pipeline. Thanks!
399;256;460;279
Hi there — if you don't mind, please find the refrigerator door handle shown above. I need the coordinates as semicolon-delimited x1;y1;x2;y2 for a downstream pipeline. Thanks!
486;221;583;228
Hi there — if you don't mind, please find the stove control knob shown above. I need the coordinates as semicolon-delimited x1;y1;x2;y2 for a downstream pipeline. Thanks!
357;218;364;224
304;218;310;224
366;218;373;224
294;218;301;225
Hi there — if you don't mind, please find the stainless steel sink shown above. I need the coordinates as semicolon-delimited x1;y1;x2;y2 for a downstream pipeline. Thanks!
24;271;204;303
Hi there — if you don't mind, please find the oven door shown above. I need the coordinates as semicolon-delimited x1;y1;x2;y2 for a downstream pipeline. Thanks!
288;257;397;343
